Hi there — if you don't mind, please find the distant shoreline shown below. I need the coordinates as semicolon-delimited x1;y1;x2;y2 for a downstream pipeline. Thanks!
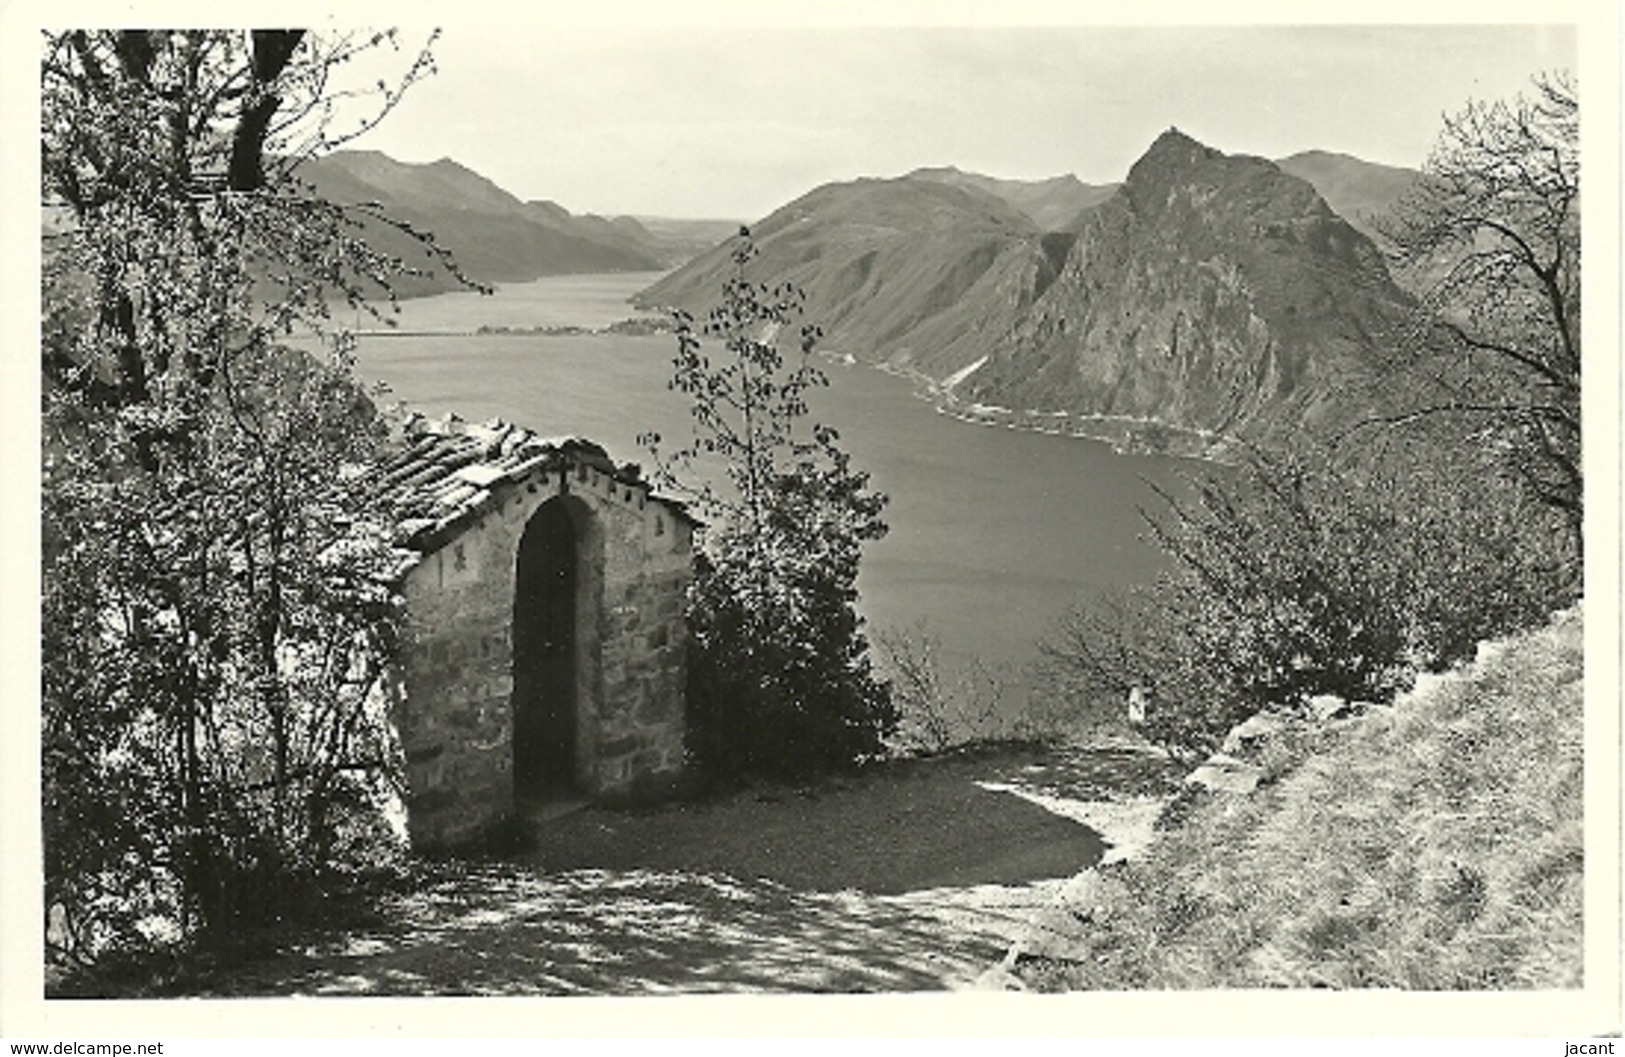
354;279;1238;463
829;353;1240;464
354;315;674;340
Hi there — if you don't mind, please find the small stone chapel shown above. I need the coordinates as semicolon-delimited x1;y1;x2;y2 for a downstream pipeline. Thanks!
367;412;695;849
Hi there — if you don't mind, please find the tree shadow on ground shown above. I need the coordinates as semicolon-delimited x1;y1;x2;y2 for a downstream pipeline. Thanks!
170;745;1180;995
195;865;1051;995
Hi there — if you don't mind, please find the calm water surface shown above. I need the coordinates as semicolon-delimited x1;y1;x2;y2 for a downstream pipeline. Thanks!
355;274;1183;686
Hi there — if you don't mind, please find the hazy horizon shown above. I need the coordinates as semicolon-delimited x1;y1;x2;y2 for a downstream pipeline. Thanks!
345;20;1575;220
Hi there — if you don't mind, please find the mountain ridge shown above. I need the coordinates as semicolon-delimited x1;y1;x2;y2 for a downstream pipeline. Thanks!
905;165;1118;231
641;130;1418;453
293;150;737;295
1274;149;1420;245
636;174;1064;379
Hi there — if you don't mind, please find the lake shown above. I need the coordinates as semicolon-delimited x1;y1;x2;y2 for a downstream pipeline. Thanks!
354;273;1186;706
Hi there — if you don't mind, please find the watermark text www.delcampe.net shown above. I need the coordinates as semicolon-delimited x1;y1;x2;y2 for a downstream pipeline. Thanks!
10;1044;163;1055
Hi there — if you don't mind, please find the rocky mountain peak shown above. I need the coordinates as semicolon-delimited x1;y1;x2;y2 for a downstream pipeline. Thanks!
1121;128;1329;226
951;129;1413;448
1122;129;1221;214
1135;127;1220;169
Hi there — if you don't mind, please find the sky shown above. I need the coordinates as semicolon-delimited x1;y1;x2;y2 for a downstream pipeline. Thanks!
341;15;1577;220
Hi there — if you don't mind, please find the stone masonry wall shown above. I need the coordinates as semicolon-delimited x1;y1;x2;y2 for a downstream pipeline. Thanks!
394;456;692;849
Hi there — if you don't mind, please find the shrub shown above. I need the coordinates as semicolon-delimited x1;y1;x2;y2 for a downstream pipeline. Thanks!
683;465;897;779
1043;442;1574;756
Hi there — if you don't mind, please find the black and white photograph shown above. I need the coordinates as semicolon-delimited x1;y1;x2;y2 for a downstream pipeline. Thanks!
4;0;1620;1044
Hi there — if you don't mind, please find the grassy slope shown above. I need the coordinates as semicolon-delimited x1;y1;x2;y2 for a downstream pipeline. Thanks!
1027;606;1584;990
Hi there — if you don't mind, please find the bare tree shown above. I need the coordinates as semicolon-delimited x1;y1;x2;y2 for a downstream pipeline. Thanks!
1381;71;1580;552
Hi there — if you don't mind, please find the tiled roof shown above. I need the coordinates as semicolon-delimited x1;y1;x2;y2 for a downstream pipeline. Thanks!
362;410;691;557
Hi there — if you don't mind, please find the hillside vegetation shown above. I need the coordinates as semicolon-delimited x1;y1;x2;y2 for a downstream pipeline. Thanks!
1023;606;1584;990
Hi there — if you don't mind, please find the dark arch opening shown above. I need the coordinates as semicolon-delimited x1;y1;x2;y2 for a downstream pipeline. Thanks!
512;496;591;803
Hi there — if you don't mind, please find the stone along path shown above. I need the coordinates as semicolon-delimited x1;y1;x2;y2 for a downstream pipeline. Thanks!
193;745;1184;995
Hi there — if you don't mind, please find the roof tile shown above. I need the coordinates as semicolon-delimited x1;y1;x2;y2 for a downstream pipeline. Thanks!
372;413;695;560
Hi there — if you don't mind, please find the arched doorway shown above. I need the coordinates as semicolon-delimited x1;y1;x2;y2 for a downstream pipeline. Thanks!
512;497;591;803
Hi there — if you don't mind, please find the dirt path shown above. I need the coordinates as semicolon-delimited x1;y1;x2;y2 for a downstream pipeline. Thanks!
189;745;1182;995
